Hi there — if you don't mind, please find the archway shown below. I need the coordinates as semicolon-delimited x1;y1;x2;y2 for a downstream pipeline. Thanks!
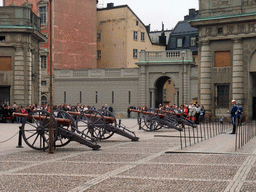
154;76;176;108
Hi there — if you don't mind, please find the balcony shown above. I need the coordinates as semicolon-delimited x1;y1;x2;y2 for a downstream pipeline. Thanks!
138;50;193;63
0;6;41;31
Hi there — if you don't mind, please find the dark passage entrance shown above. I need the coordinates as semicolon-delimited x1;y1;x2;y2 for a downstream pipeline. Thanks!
253;97;256;120
155;76;170;108
0;86;10;105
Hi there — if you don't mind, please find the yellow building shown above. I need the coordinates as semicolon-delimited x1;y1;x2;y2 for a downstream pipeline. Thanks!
97;3;165;68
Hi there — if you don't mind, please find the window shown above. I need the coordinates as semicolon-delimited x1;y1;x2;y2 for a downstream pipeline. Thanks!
128;91;131;104
177;38;183;48
217;85;229;108
141;32;145;41
133;31;138;40
190;37;197;47
0;36;5;41
133;49;138;58
112;91;114;104
97;50;101;60
214;51;231;67
97;33;101;41
41;56;47;69
218;27;223;34
41;96;47;105
64;91;66;103
41;81;46;86
39;6;47;24
0;56;11;71
136;20;139;26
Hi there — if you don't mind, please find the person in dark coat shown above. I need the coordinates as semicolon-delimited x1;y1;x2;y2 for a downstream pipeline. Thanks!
229;99;238;134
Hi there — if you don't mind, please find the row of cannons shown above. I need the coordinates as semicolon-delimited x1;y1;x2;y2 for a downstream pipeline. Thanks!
13;108;197;151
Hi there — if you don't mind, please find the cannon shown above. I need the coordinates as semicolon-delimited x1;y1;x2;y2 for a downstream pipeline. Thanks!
68;109;139;141
131;108;196;132
13;110;101;151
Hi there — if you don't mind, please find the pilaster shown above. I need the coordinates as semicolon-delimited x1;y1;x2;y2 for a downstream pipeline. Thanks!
232;38;243;105
139;65;146;106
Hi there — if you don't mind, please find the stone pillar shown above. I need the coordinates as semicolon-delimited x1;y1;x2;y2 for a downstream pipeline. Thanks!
139;65;146;106
150;88;156;108
13;46;25;106
27;49;32;105
232;39;243;105
38;54;42;105
200;41;211;113
183;64;188;105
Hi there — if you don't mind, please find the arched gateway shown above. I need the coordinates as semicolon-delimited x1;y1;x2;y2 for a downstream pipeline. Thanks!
136;50;198;109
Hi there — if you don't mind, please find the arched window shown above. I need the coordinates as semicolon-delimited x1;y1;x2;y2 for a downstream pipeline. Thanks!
41;96;47;105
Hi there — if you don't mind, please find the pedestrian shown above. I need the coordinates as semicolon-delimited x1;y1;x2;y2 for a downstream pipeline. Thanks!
127;106;131;118
229;99;238;134
237;103;243;126
109;105;113;113
199;105;205;123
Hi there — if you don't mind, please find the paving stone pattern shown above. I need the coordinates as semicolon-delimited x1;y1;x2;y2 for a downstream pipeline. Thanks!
1;120;256;191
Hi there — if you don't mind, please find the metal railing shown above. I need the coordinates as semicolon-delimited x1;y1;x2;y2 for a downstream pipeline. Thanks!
235;120;256;151
179;118;229;149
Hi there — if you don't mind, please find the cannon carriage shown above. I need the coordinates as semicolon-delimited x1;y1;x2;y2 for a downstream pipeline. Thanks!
13;109;139;151
132;108;196;132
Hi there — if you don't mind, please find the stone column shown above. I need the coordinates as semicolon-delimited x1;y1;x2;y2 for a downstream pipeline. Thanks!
200;41;211;113
183;64;188;105
232;39;243;105
150;88;156;108
13;46;25;106
38;54;42;105
139;65;147;106
27;48;32;105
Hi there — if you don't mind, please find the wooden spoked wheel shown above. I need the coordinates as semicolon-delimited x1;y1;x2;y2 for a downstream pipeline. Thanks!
22;110;57;150
98;109;115;140
76;110;106;141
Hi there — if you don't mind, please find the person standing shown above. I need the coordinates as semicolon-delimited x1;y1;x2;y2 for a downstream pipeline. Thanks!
230;99;238;134
237;103;243;126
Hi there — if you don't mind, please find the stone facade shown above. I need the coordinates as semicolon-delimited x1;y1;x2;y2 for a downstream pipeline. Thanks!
0;6;47;105
190;0;256;119
54;50;198;115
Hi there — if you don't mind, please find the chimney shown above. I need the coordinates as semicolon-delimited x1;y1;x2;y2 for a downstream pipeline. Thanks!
107;3;114;8
145;24;151;33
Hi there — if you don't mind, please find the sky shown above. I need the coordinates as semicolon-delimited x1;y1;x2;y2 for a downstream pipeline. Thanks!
98;0;199;31
0;0;199;31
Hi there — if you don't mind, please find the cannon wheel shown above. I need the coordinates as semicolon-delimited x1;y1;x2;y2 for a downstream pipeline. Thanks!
53;110;74;147
76;110;106;141
137;109;162;131
22;110;57;150
98;109;116;140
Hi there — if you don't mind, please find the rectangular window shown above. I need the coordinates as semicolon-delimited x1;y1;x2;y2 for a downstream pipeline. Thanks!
141;32;145;41
97;50;101;60
128;91;131;104
39;6;47;24
0;56;11;71
133;31;138;40
214;51;231;67
218;27;223;34
0;36;5;41
97;33;101;41
41;81;46;86
80;91;82;104
190;37;197;47
217;85;229;108
64;91;66;103
96;91;98;104
112;91;114;104
177;38;183;48
133;49;138;58
136;20;139;26
41;56;47;69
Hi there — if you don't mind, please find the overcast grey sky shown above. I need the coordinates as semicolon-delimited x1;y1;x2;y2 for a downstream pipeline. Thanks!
98;0;199;31
0;0;199;31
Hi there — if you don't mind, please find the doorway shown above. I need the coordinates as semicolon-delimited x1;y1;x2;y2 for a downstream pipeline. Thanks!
0;86;10;105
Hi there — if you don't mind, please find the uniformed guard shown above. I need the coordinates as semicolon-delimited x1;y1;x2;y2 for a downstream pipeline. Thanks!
229;99;238;134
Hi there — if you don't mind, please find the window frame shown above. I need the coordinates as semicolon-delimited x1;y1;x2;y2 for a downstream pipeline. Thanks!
39;6;47;25
190;36;197;47
177;38;183;48
141;32;145;41
97;50;101;60
133;31;138;41
41;55;47;69
133;49;138;59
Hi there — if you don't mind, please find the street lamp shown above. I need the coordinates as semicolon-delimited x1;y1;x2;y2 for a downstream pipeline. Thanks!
48;0;54;153
181;51;185;105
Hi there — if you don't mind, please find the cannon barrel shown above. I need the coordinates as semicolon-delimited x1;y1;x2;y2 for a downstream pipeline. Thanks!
68;111;115;123
13;112;71;126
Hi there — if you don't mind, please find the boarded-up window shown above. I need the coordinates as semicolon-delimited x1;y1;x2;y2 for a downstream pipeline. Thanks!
214;51;231;67
0;56;11;71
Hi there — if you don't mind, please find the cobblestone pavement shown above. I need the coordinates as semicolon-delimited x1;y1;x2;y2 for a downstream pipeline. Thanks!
1;119;256;191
